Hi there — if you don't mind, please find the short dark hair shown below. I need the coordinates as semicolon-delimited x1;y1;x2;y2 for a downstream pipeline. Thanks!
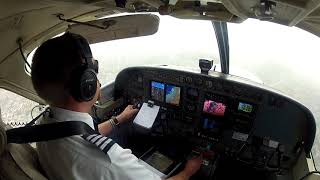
31;33;89;104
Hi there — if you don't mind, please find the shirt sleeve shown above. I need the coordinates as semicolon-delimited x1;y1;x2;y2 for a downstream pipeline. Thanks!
107;143;162;180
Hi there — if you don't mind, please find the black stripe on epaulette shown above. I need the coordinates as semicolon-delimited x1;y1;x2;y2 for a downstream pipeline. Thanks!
102;140;115;153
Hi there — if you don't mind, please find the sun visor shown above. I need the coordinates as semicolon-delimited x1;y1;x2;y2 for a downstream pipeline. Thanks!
67;14;160;44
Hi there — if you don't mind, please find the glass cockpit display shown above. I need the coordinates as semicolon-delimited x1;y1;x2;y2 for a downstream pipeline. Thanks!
151;81;181;106
238;102;253;113
203;99;226;116
165;85;181;106
151;81;165;102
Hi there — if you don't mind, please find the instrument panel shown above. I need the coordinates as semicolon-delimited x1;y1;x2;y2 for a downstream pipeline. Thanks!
113;66;316;173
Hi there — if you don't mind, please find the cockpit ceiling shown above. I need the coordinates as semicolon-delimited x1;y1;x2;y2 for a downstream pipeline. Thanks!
1;0;320;63
220;0;320;38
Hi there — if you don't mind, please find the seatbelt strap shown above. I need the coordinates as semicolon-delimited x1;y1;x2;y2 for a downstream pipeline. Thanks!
6;121;96;144
6;120;117;153
6;120;117;157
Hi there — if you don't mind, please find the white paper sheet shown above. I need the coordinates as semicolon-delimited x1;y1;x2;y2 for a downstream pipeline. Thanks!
133;103;160;129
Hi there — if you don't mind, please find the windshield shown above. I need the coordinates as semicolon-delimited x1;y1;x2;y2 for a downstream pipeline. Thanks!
91;16;320;167
90;15;219;84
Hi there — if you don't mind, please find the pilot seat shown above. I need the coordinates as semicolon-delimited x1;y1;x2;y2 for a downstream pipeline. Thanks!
0;108;48;180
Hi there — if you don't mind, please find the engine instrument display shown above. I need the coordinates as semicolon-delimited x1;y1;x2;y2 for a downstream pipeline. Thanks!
203;100;226;116
238;102;253;113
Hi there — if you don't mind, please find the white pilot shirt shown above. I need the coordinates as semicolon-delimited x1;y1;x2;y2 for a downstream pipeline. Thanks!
36;107;161;180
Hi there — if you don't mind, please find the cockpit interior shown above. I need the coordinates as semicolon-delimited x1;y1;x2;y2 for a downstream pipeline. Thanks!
0;0;320;179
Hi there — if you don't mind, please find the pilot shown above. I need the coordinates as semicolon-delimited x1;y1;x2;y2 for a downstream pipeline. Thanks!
31;32;202;180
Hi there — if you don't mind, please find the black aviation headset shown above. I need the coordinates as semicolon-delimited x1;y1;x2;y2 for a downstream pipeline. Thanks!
64;32;99;102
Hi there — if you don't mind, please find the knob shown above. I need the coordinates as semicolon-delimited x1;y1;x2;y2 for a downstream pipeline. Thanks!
186;76;193;83
205;80;213;88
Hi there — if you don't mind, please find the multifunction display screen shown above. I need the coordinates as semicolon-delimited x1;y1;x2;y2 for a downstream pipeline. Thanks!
238;102;254;113
165;85;181;106
151;81;165;102
203;99;226;116
151;81;181;106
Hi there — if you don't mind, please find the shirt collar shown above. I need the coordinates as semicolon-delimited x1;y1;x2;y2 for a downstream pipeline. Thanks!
48;106;95;130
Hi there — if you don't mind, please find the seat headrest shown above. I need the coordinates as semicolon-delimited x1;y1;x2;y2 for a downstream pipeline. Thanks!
0;123;6;156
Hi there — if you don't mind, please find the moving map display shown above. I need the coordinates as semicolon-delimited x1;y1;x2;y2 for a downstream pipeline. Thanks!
165;85;181;106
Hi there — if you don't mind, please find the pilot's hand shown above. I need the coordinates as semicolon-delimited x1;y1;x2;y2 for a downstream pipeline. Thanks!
116;105;139;123
183;156;202;178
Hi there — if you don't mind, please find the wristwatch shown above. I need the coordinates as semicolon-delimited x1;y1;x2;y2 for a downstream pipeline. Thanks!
111;116;120;126
109;116;120;129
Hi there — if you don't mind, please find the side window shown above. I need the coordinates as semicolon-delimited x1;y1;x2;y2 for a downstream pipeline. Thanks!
0;89;39;127
26;47;37;73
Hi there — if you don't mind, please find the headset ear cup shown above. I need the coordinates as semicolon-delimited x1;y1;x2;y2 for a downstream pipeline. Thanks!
65;33;98;102
69;66;97;102
69;66;84;102
79;69;97;101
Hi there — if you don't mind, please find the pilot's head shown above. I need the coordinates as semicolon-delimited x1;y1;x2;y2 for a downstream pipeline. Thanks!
31;32;100;112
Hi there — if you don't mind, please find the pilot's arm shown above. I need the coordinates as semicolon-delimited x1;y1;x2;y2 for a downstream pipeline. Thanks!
167;156;202;180
98;105;202;179
98;105;138;136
